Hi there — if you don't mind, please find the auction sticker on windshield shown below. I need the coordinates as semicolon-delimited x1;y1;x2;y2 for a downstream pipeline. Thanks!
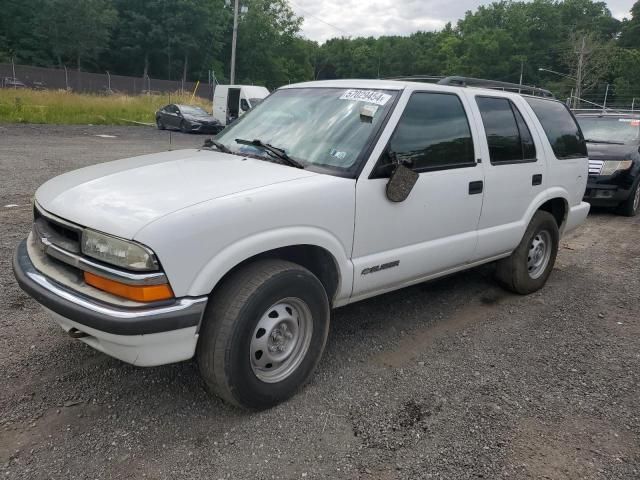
340;89;392;106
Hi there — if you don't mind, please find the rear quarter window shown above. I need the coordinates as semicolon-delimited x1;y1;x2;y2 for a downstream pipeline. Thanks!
524;97;587;159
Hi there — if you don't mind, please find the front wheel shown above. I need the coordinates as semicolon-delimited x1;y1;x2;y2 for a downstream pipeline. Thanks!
197;259;330;409
617;179;640;217
495;210;559;295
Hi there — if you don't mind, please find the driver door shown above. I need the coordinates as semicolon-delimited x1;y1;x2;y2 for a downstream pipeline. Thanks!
351;90;485;301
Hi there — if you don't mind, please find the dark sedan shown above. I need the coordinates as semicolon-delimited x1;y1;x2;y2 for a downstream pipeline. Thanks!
156;104;223;134
576;113;640;217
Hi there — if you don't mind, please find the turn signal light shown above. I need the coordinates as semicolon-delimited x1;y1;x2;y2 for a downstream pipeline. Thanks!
84;272;174;302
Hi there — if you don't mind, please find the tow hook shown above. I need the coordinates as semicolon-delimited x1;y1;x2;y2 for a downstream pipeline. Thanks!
68;328;88;339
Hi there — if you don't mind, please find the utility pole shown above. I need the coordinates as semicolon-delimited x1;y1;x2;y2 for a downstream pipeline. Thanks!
602;83;609;112
574;36;586;110
11;56;16;88
518;59;524;94
230;0;239;85
632;98;636;112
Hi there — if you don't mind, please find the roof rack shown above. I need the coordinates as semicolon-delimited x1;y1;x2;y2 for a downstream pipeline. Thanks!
437;76;554;98
383;74;554;98
385;75;444;83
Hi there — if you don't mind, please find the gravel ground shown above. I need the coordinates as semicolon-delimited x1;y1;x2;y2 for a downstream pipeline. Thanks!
1;124;639;480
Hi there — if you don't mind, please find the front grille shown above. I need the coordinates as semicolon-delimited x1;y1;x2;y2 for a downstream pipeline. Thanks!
588;159;604;175
33;204;83;253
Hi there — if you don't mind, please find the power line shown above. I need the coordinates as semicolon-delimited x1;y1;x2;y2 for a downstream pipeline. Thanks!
289;1;351;37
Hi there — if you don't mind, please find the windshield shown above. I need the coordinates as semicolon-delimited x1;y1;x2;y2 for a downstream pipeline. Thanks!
577;116;640;144
180;105;208;115
215;87;398;173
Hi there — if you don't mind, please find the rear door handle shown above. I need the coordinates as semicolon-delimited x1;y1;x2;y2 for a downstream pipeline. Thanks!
469;180;483;195
532;174;542;186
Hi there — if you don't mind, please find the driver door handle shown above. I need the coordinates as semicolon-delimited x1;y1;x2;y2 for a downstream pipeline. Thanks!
468;180;483;195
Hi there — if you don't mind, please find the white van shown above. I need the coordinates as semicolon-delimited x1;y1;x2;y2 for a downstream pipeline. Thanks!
212;84;269;126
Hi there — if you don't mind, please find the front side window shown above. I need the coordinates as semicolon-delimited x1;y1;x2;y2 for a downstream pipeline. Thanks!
525;97;587;159
476;97;536;164
382;92;475;173
215;87;398;175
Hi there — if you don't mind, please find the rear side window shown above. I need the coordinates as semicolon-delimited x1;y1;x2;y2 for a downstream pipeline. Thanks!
385;92;475;172
524;97;587;159
476;97;536;164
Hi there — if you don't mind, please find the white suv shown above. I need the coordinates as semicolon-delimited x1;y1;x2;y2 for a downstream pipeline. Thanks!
13;78;590;409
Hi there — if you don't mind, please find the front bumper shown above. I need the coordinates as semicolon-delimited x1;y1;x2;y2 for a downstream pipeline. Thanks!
189;122;223;134
13;239;207;366
583;182;631;206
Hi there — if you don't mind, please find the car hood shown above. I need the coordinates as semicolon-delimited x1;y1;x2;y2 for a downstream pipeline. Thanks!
586;142;639;161
36;149;317;239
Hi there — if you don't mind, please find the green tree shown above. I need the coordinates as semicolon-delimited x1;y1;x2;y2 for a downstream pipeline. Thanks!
0;0;51;64
619;1;640;47
232;0;305;87
44;0;117;70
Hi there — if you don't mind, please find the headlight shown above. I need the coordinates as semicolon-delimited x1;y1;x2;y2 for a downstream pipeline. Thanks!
601;160;632;175
81;230;159;271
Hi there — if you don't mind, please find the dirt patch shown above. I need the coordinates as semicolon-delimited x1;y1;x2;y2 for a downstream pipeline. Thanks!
508;417;638;479
375;293;513;368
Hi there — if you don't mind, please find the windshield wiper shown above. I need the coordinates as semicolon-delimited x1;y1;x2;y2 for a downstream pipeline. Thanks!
235;138;304;169
202;138;233;153
585;138;625;145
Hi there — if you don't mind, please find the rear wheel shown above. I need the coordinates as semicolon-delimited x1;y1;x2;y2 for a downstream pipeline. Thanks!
197;259;330;410
180;120;189;133
617;179;640;217
495;211;559;295
156;117;165;130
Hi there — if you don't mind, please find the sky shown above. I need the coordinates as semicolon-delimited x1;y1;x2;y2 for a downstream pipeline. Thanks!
289;0;636;43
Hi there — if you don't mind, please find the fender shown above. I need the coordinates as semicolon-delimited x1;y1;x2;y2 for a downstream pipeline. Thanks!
187;226;354;306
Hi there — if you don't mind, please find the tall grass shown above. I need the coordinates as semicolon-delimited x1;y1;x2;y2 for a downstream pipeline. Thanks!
0;89;211;125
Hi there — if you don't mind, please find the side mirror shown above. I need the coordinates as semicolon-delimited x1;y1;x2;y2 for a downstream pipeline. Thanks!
386;163;419;202
240;99;250;112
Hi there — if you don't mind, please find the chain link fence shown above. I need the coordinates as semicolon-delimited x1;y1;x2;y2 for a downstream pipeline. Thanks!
0;63;213;99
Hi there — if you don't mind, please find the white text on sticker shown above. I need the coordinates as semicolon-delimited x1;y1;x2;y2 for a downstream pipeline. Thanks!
340;89;392;106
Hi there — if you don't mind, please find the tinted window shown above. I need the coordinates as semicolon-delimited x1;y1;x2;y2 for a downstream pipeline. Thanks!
476;97;536;163
512;105;536;159
386;92;475;171
525;97;587;159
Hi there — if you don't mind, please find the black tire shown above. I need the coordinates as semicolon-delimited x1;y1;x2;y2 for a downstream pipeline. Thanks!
156;117;165;130
617;179;640;217
495;211;559;295
197;259;330;410
180;120;189;133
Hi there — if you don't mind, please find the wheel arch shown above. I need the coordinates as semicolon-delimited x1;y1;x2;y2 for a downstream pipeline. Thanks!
188;228;353;306
524;189;570;234
537;196;568;231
